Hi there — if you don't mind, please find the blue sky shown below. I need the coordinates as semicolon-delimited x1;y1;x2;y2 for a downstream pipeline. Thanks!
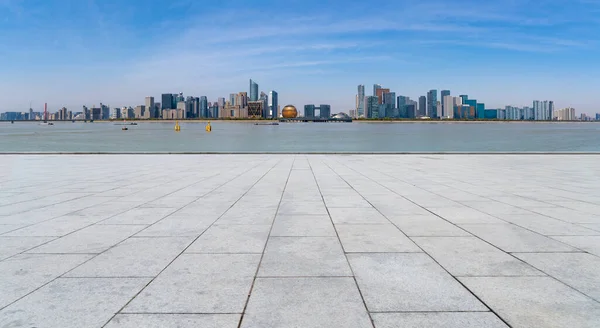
1;0;599;114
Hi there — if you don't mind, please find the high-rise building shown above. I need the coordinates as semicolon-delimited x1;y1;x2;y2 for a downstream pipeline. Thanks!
319;105;331;118
441;90;450;116
218;97;225;109
365;96;379;118
381;92;395;118
548;101;555;120
303;104;331;118
145;97;155;118
100;103;110;120
443;95;454;119
200;96;208;118
161;94;173;110
229;93;236;106
249;79;259;101
259;92;269;119
373;84;382;97
556;107;576;121
357;85;365;117
418;96;426;117
236;92;248;108
427;90;438;118
596;113;600;121
269;90;278;118
376;88;390;104
110;107;120;119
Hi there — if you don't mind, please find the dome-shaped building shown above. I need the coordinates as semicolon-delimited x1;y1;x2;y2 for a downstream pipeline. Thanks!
281;105;298;118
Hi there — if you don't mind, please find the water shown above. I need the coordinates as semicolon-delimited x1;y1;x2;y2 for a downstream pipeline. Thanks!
1;121;599;153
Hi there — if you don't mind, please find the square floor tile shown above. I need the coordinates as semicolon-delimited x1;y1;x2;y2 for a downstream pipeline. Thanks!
348;253;486;312
258;237;351;277
460;276;600;328
124;254;260;313
241;277;372;328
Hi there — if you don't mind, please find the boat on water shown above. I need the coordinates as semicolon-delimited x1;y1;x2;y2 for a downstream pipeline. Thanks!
39;122;53;126
122;126;128;131
254;122;279;126
129;122;138;125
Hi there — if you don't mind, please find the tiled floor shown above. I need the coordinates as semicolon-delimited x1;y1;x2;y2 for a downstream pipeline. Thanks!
1;154;600;327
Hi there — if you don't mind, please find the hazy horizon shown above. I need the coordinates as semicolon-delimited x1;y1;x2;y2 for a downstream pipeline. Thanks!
1;0;599;114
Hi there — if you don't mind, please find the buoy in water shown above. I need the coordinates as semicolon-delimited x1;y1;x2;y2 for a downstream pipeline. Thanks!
205;121;211;132
175;121;181;132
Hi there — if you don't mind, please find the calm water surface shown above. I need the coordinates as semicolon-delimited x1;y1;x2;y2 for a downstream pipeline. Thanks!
0;121;598;153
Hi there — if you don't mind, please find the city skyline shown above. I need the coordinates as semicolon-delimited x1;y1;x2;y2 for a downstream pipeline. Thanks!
1;0;599;113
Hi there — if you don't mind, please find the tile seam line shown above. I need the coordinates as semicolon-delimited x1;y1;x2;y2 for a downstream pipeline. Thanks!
99;157;286;328
236;156;295;328
323;157;514;328
309;156;377;328
0;159;269;312
329;157;600;305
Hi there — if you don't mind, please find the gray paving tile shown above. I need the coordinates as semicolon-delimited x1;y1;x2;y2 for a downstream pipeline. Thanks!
459;224;578;252
26;224;146;254
413;237;542;276
336;224;421;252
372;312;508;328
277;201;328;215
66;237;193;277
186;224;270;253
528;207;600;224
259;237;352;277
105;314;240;328
428;207;505;224
0;236;55;260
124;254;260;313
270;215;336;236
388;215;471;236
460;276;600;328
323;194;372;207
2;215;100;237
348;253;486;312
328;207;389;224
514;252;600;300
241;277;372;328
551;236;600;256
0;224;25;234
99;207;178;225
0;277;149;328
134;216;214;237
580;223;600;233
0;254;93;308
500;214;599;236
215;206;278;225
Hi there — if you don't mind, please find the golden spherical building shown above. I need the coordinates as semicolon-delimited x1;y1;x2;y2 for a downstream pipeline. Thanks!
281;105;298;118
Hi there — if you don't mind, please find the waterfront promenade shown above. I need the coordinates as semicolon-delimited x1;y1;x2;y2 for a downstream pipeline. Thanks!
0;154;599;327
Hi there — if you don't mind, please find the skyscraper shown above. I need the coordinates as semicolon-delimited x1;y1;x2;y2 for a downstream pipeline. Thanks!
427;90;438;118
418;96;426;117
443;95;454;119
260;92;269;118
161;94;173;110
357;85;365;117
145;97;155;118
548;101;555;120
200;96;208;118
441;90;450;117
382;92;396;118
229;93;236;106
365;96;379;118
249;79;259;101
373;84;381;97
269;90;278;118
376;88;390;104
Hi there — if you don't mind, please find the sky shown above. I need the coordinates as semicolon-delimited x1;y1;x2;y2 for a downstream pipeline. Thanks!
1;0;599;114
